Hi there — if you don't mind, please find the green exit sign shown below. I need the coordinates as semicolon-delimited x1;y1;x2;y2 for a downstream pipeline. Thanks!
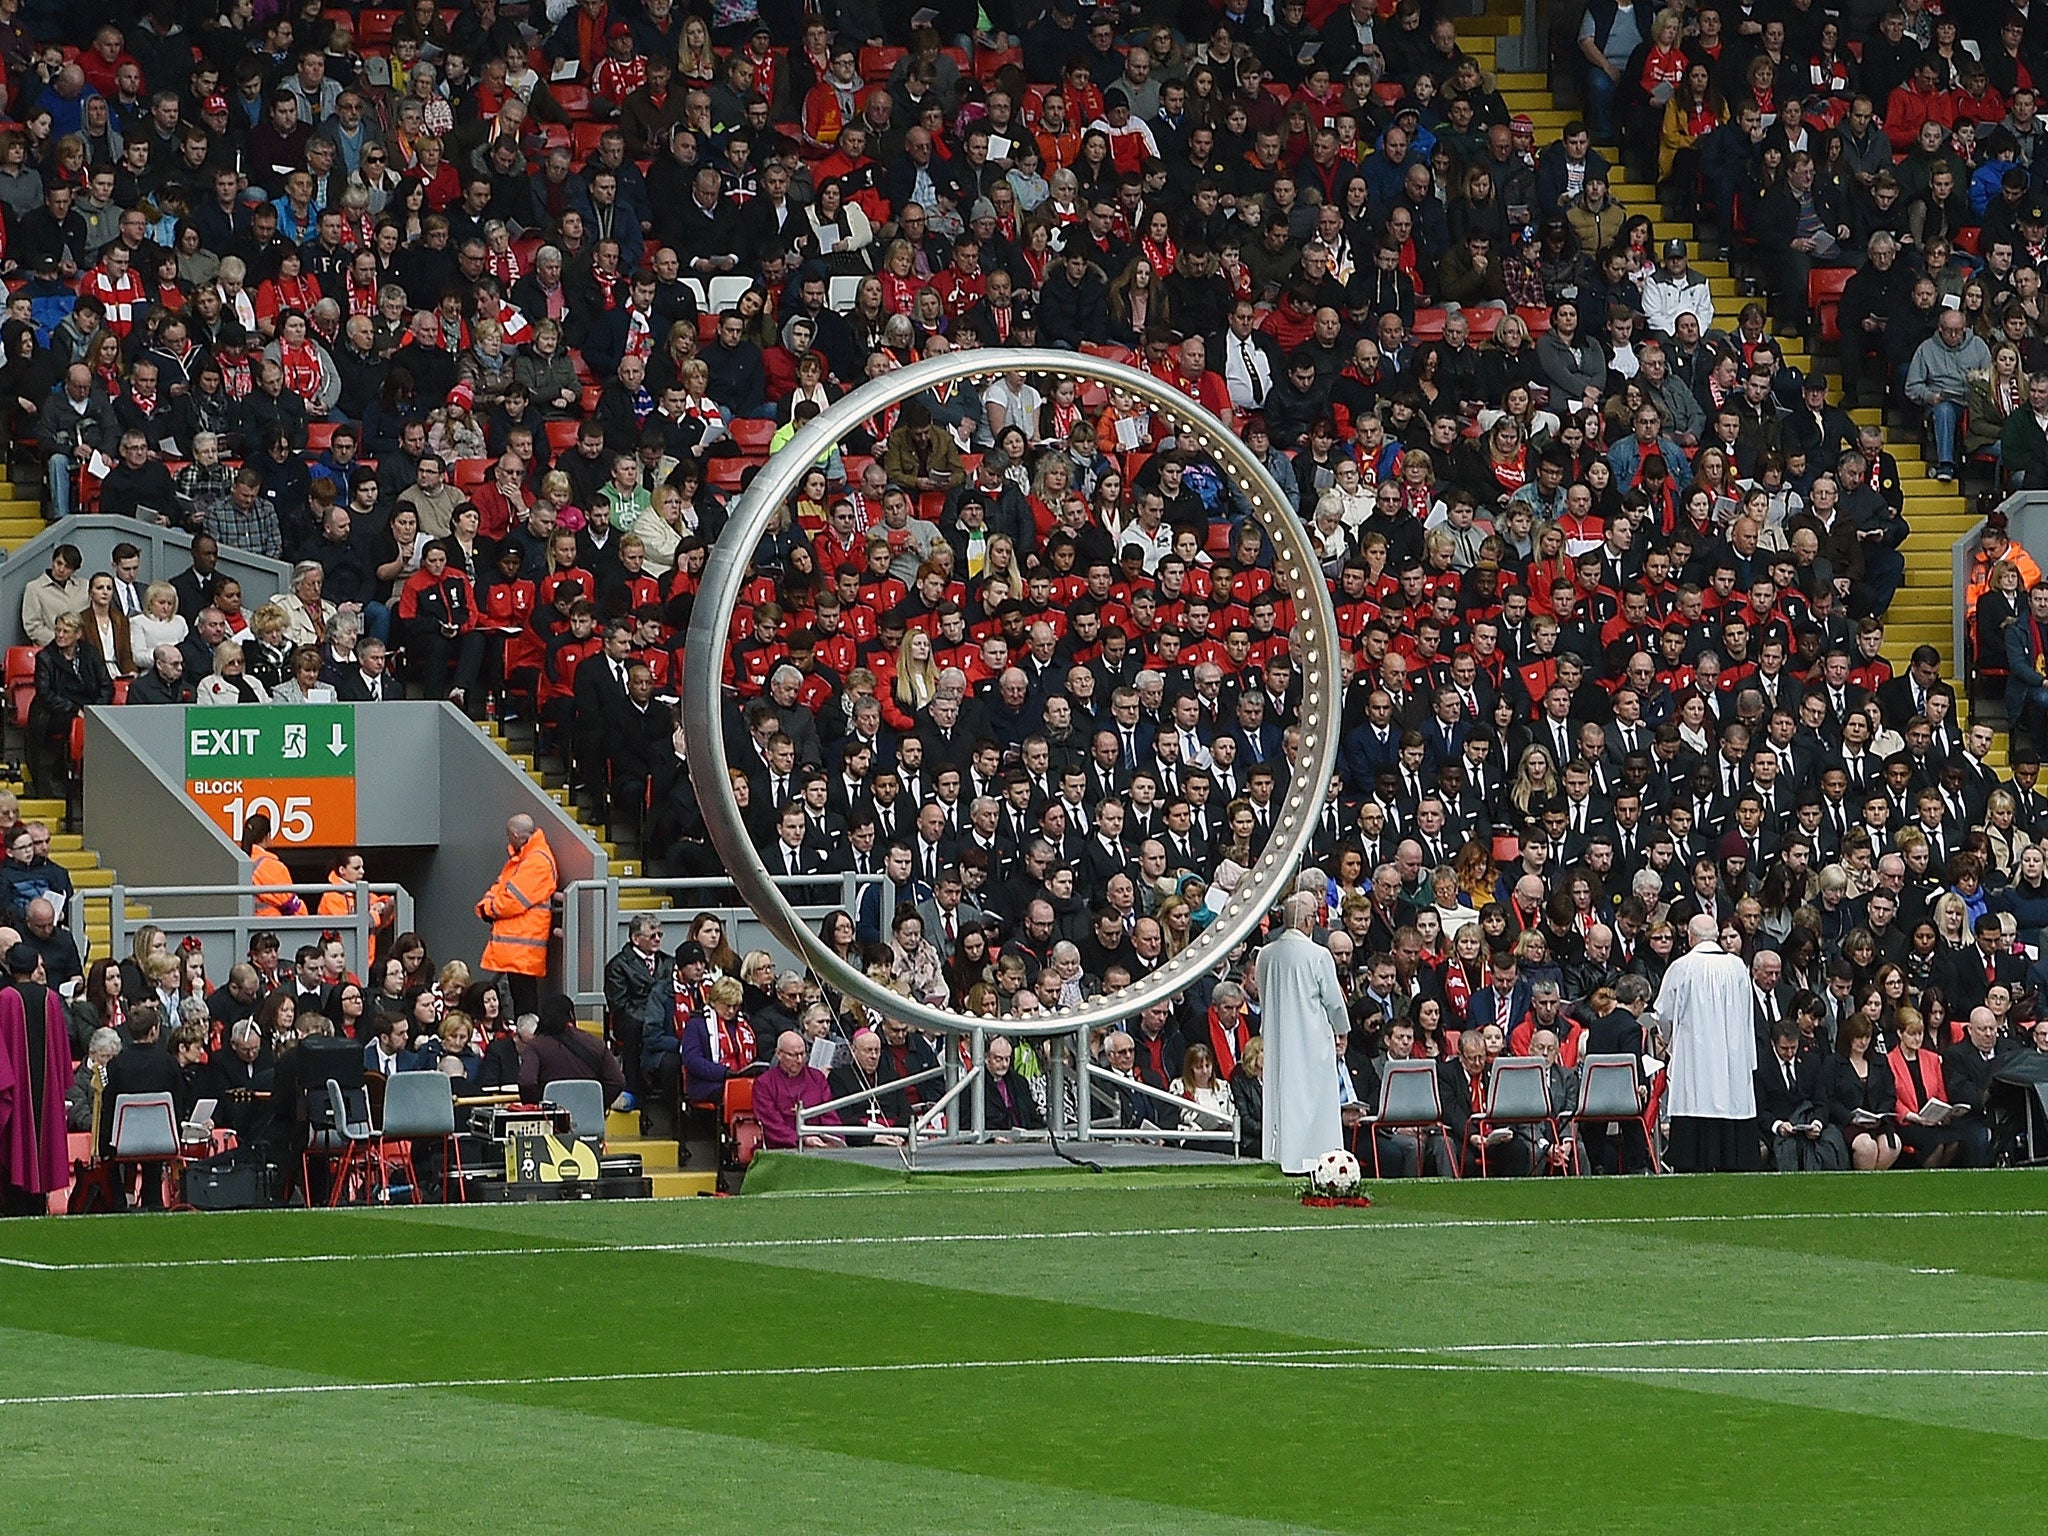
185;705;357;779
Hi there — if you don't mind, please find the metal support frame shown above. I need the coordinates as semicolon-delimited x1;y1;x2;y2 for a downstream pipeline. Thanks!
679;350;1345;1054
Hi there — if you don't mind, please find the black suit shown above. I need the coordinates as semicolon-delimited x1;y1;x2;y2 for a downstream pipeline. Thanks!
603;695;674;832
980;1069;1045;1131
1938;946;2027;1017
572;652;633;797
334;666;392;703
1753;1048;1843;1170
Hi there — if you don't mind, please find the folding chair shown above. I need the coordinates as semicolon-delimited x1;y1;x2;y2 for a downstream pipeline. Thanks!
378;1070;463;1203
1364;1059;1458;1178
1571;1053;1656;1174
1472;1056;1560;1176
108;1092;192;1210
325;1075;382;1206
723;1076;763;1170
543;1077;606;1146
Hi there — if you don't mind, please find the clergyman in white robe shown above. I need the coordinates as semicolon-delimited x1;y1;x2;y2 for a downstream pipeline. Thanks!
1654;916;1760;1172
1258;901;1350;1173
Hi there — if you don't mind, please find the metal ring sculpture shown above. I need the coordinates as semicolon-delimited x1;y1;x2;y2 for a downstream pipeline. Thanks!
681;348;1344;1037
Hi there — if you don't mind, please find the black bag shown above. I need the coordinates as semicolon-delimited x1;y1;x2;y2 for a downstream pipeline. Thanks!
184;1148;286;1210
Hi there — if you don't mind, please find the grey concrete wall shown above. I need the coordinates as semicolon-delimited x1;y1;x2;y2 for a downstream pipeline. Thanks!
426;704;607;982
0;518;292;650
84;706;251;917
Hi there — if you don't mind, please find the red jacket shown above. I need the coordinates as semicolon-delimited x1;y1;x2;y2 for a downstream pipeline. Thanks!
1886;1045;1950;1117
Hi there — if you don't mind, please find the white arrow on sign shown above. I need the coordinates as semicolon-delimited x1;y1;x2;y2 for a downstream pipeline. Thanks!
328;723;348;757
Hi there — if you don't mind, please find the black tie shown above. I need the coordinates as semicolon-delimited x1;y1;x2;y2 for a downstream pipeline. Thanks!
1783;1058;1796;1092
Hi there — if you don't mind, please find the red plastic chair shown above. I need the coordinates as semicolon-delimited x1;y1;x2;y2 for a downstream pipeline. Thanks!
358;8;400;46
730;417;776;455
572;122;607;158
708;456;750;489
545;419;581;454
553;83;593;120
1516;304;1553;338
1463;306;1503;341
974;45;1021;80
1409;307;1448;340
859;45;907;83
6;644;37;727
306;422;337;454
1955;227;1982;255
723;1076;763;1168
452;458;488;488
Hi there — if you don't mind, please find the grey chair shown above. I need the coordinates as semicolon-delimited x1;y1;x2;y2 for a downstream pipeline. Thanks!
1473;1056;1558;1177
1572;1053;1659;1173
543;1079;606;1146
325;1076;380;1207
380;1070;463;1203
1365;1060;1458;1179
110;1092;188;1211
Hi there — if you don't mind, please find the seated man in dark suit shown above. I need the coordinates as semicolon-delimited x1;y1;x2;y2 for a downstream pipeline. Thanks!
362;1012;429;1076
1942;1008;2015;1168
1755;1019;1849;1170
980;1034;1045;1134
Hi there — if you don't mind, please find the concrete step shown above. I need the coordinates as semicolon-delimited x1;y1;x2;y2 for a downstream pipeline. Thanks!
610;1134;686;1172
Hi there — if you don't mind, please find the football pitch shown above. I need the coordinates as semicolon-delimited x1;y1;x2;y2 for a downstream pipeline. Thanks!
6;1163;2048;1534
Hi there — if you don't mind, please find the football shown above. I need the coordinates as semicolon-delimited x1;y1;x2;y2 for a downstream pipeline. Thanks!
1313;1148;1363;1195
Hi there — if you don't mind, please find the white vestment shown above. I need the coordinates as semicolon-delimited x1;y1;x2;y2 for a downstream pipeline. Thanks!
1655;940;1757;1119
1257;929;1350;1172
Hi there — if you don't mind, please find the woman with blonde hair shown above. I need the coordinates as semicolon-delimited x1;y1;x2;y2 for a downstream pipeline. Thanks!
1170;1042;1235;1141
128;582;189;658
893;627;940;714
1966;340;2026;460
195;638;270;705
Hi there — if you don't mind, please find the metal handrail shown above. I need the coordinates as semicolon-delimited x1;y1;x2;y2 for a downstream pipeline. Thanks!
107;880;413;981
561;872;883;1007
1078;1058;1240;1147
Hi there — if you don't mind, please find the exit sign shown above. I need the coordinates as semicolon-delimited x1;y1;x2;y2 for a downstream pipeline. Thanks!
185;705;358;846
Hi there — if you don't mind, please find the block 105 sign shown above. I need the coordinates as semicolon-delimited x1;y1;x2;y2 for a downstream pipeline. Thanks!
185;706;358;846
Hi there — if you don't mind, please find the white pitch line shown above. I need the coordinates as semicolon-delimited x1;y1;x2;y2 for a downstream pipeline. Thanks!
4;1206;2045;1273
7;1344;2048;1409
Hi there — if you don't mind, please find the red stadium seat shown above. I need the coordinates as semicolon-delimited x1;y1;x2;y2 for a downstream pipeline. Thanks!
1373;80;1404;105
572;122;607;157
918;489;948;522
111;677;130;705
709;456;752;490
545;420;581;453
859;46;906;84
730;418;776;454
1463;307;1503;341
1516;305;1553;338
512;234;543;267
1409;307;1447;340
358;9;400;46
306;422;337;454
452;458;488;488
1809;268;1853;346
553;83;593;120
6;645;37;727
579;384;601;413
975;45;1021;80
1955;227;1981;255
68;714;83;770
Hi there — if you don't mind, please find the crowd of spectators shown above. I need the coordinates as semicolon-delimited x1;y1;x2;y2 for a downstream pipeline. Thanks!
8;0;2048;1181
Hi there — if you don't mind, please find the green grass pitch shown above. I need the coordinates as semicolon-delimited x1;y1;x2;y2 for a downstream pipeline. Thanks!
6;1163;2048;1534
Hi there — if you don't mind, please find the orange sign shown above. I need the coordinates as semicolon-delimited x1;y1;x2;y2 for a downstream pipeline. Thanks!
186;777;357;847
